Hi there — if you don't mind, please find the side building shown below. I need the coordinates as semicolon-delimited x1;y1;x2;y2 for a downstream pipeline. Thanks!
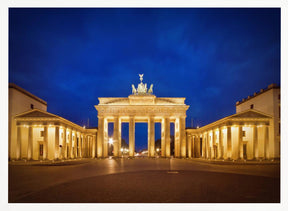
9;83;97;161
9;83;47;160
235;83;280;159
186;83;280;160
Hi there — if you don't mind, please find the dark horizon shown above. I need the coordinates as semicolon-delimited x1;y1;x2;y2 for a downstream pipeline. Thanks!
9;8;280;150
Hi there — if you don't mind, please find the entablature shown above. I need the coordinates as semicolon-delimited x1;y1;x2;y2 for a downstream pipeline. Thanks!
95;105;189;117
97;97;187;106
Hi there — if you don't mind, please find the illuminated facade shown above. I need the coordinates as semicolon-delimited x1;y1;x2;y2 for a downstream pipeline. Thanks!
9;81;280;161
186;110;273;160
236;84;280;159
95;74;189;158
186;83;280;160
9;84;97;160
95;95;189;158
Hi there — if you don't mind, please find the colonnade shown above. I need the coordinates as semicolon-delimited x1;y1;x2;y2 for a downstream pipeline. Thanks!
15;122;96;160
97;115;187;158
186;123;270;160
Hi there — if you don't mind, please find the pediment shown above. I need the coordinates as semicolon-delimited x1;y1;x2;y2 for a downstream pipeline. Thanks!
15;109;58;118
231;110;271;119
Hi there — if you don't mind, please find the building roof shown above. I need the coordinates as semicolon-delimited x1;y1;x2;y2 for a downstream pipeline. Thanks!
186;109;272;133
236;83;280;106
14;109;97;133
9;83;47;106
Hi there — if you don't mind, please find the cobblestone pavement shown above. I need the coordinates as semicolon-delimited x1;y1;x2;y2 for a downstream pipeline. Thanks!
8;158;280;203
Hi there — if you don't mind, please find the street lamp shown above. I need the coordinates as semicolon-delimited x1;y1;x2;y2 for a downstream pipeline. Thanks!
156;148;160;156
108;138;114;145
121;148;123;157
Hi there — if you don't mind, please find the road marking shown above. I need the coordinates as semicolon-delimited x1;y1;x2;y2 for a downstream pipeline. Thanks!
167;171;179;174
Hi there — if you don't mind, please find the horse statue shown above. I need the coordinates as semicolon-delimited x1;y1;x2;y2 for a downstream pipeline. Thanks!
132;84;137;94
148;84;153;94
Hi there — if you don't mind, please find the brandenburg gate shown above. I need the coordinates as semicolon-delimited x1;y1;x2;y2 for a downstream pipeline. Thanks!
95;74;189;158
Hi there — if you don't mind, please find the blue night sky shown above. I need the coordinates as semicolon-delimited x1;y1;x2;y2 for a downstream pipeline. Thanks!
9;8;280;150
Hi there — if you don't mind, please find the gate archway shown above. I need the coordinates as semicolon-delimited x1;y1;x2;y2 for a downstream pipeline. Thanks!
95;75;189;158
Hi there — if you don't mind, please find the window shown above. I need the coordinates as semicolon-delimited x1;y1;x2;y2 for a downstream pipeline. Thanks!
30;104;34;109
61;133;64;139
40;131;44;137
250;104;254;109
242;131;246;137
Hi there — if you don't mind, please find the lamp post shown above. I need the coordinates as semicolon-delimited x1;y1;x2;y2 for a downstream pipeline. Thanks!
156;148;160;157
120;148;124;158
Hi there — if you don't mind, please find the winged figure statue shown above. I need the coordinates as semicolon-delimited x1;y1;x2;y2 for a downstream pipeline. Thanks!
139;74;144;82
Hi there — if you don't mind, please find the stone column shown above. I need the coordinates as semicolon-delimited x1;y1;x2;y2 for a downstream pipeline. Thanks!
79;134;82;158
89;136;92;157
211;130;215;159
264;125;269;159
191;135;194;158
238;126;243;159
118;119;122;156
16;125;22;160
69;130;72;158
113;117;120;157
201;134;205;158
194;136;198;157
86;136;89;157
161;118;166;157
148;116;155;157
187;134;192;158
219;127;223;159
103;118;108;157
253;125;258;159
62;128;67;159
84;135;87;157
73;132;76;158
55;126;60;159
129;116;135;157
165;117;170;157
203;134;206;158
92;135;96;158
180;116;186;158
75;133;78;158
195;135;201;158
73;132;77;158
205;134;209;159
43;125;48;160
88;136;90;157
97;116;104;158
82;135;86;157
193;135;197;158
82;135;85;158
227;126;232;159
174;118;179;158
27;125;33;160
